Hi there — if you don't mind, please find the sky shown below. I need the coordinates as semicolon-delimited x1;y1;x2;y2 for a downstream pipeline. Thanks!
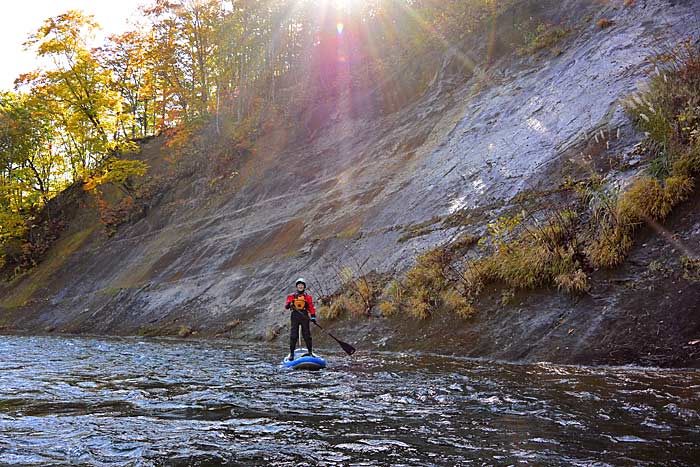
1;0;149;90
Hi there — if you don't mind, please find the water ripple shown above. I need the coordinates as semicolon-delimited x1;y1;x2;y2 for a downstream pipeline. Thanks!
1;335;699;466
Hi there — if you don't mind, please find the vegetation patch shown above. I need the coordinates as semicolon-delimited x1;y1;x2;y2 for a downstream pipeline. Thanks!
336;224;362;240
380;247;474;320
318;269;386;320
681;256;700;281
588;40;700;268
596;19;615;29
518;23;570;56
398;216;442;243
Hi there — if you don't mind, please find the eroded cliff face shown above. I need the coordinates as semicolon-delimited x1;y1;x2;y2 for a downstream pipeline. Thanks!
2;0;699;366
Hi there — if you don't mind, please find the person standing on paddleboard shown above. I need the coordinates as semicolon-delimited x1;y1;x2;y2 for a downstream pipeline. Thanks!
285;278;317;360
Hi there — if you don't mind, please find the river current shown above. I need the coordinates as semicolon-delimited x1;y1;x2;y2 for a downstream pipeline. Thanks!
0;336;698;466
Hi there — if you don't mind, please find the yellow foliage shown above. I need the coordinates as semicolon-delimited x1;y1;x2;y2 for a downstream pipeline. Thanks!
664;175;694;205
500;288;516;306
555;269;589;293
355;279;373;307
177;325;192;337
344;294;368;316
462;258;496;297
0;210;27;243
84;158;149;192
617;177;670;225
671;148;700;177
378;280;402;317
440;289;475;319
318;304;342;321
454;303;476;320
379;301;399;317
586;226;633;269
588;174;693;269
493;243;550;289
405;248;451;292
326;294;365;318
681;256;700;281
449;233;480;251
407;296;431;320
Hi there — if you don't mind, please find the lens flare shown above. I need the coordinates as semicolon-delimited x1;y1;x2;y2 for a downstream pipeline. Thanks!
336;22;344;35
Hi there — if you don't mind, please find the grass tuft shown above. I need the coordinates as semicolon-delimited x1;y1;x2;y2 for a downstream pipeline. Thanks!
518;23;569;56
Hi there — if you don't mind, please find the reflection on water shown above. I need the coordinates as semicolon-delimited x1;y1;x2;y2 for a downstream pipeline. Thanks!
1;336;699;466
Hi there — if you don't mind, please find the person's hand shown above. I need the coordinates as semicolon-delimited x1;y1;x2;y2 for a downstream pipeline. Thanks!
310;316;317;323
286;302;292;310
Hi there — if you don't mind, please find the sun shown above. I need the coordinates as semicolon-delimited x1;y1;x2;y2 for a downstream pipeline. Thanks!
315;0;363;11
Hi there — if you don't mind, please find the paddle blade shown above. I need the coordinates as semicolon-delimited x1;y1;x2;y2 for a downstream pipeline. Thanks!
328;332;356;355
339;340;356;356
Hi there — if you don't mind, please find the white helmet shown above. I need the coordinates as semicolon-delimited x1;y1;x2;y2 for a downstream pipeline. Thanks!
295;278;307;287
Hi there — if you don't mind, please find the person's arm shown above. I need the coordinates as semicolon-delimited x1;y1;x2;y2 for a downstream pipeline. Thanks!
307;294;316;318
285;294;294;309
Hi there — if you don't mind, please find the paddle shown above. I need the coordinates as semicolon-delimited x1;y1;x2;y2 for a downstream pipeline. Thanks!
311;320;356;356
292;309;356;356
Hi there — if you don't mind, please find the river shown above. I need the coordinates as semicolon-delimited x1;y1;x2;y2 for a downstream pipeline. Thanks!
0;336;699;466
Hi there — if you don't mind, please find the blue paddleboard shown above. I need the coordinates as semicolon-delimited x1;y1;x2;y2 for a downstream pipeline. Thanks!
282;349;327;370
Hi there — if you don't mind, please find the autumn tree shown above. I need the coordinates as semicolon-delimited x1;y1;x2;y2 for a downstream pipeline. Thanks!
97;30;157;139
143;0;222;124
23;10;133;177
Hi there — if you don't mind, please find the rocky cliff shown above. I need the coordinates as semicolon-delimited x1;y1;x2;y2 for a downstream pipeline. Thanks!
2;0;700;367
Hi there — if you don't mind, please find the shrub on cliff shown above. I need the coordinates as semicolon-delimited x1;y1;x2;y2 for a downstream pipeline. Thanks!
518;23;569;56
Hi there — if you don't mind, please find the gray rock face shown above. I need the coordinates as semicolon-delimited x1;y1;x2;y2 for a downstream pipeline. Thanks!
2;0;700;366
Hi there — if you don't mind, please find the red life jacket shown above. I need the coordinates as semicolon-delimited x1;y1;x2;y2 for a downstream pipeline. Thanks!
285;292;316;316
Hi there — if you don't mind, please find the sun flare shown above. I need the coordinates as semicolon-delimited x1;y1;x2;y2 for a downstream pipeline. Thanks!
313;0;364;11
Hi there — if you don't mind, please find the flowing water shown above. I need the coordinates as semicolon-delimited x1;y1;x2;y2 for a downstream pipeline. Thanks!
1;336;699;466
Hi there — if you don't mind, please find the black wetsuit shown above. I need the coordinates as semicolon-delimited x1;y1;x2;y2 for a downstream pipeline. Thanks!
290;309;312;356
